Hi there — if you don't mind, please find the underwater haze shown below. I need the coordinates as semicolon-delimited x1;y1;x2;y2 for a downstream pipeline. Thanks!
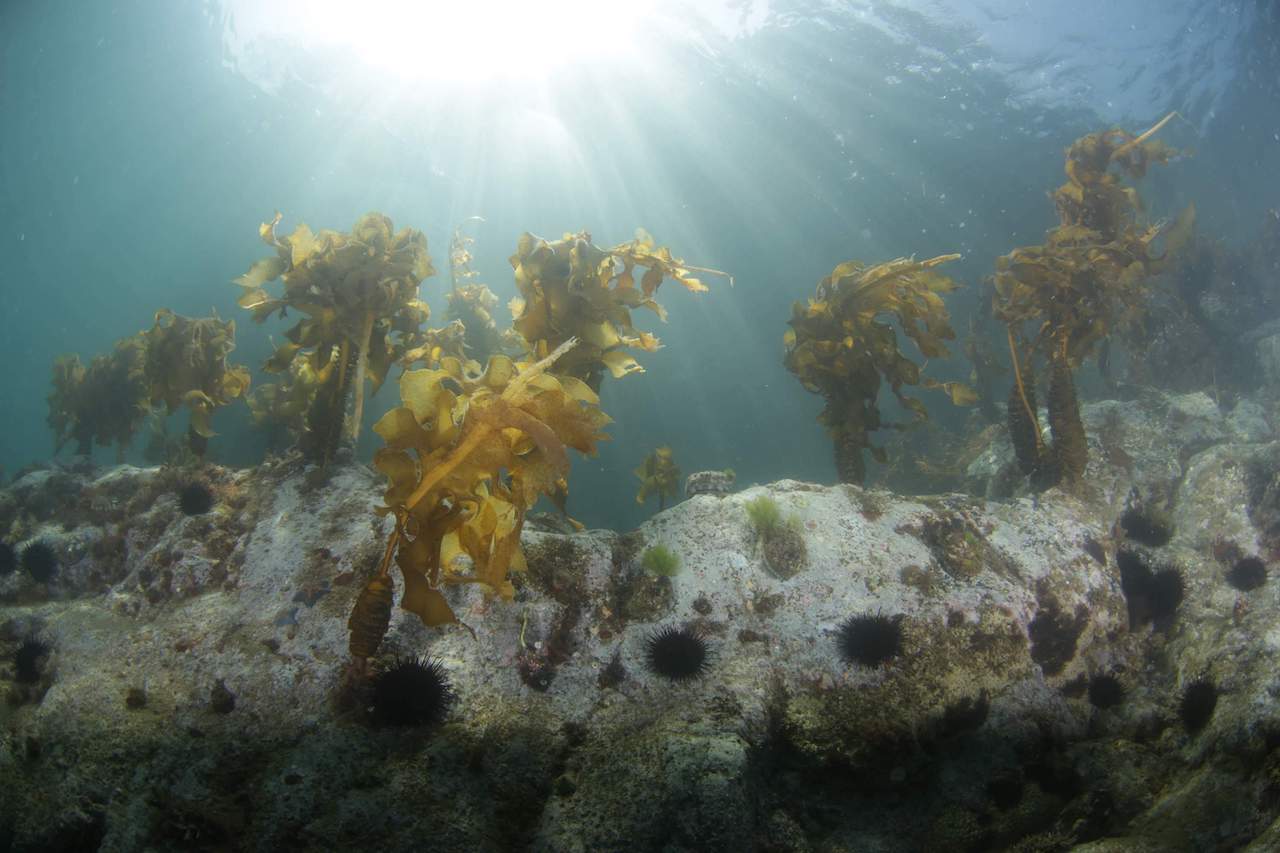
2;0;1278;529
12;2;1280;851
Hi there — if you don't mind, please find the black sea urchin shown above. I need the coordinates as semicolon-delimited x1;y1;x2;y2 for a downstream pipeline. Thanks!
0;542;16;576
1148;568;1185;628
1117;548;1184;630
836;612;903;667
1119;507;1174;547
1088;674;1125;709
14;637;51;684
644;625;711;682
371;656;455;728
178;482;215;516
1227;556;1267;591
21;541;58;583
1180;678;1218;733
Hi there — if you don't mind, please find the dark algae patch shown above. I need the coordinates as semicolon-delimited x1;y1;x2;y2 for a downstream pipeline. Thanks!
1226;556;1267;591
1028;594;1089;676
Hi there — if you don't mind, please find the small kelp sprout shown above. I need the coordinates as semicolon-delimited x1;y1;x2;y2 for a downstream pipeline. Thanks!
634;446;681;511
347;338;612;659
784;254;976;484
993;113;1194;489
235;211;435;464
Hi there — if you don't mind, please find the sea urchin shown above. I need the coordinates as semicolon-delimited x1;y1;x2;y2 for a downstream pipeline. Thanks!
1119;507;1174;547
1226;556;1267;591
836;612;903;667
1088;674;1125;709
0;542;16;576
177;482;215;516
14;637;51;684
644;625;711;682
371;656;455;728
1180;678;1218;734
21;541;58;583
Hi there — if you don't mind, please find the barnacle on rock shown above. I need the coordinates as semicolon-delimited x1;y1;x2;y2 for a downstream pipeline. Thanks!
21;541;58;583
836;612;903;668
745;495;808;579
371;656;455;728
761;525;807;580
644;624;711;682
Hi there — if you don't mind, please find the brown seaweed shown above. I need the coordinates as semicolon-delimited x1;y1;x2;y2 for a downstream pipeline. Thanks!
508;228;730;392
235;211;435;464
634;446;681;511
784;254;976;484
356;339;611;642
992;114;1193;490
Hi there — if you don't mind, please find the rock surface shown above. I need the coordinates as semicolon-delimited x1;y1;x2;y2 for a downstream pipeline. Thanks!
2;390;1280;851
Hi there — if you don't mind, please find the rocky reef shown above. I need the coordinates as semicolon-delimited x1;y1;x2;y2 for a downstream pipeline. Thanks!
3;388;1280;852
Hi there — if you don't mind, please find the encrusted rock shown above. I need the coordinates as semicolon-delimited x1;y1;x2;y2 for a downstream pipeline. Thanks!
3;397;1280;849
685;469;736;498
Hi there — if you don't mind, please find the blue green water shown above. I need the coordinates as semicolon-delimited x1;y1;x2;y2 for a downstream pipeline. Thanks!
2;0;1277;530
